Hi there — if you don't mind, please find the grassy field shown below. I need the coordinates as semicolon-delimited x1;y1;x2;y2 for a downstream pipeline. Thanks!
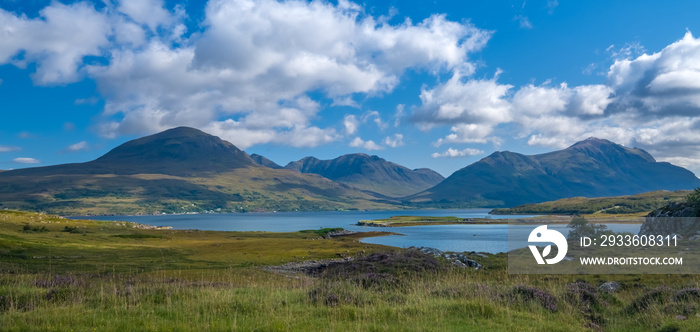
359;214;646;228
357;215;510;227
1;210;700;331
491;190;691;216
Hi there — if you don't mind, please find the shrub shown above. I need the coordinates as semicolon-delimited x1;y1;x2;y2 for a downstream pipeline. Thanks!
22;224;48;233
510;285;558;312
627;286;671;313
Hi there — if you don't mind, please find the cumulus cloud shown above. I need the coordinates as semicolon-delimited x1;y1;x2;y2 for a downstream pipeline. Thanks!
349;137;383;150
13;157;39;164
431;147;484;158
413;71;512;129
383;134;404;148
607;32;700;118
0;0;488;149
434;123;500;146
116;0;175;32
343;115;360;135
0;2;111;85
362;111;388;130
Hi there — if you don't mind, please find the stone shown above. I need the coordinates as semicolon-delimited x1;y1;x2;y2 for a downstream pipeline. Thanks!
599;281;621;293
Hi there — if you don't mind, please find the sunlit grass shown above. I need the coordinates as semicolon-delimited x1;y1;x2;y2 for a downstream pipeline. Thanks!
1;210;699;331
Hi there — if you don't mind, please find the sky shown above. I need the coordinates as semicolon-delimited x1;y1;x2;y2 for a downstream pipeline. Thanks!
3;0;700;177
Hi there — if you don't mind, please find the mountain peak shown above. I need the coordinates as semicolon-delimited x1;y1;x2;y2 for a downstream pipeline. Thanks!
92;126;254;175
155;126;210;138
570;137;614;147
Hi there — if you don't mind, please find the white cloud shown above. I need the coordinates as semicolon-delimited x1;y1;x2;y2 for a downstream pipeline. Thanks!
0;2;111;85
343;115;360;135
66;141;89;152
514;15;532;29
413;71;512;131
393;104;405;127
332;96;360;108
349;137;383;150
0;146;20;153
431;147;484;158
13;157;39;164
11;0;485;149
362;111;388;130
607;32;700;118
435;123;499;146
512;83;570;116
117;0;174;32
383;134;404;148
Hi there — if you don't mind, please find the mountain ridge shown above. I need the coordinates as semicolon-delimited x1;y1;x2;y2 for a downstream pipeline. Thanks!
0;127;394;215
409;138;700;207
285;153;444;198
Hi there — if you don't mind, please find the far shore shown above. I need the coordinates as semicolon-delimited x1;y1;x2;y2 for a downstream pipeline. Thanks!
358;213;646;227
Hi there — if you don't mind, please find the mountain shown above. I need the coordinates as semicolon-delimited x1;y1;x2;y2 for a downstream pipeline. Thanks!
410;137;700;207
285;154;444;197
250;154;283;169
0;127;393;215
5;127;255;177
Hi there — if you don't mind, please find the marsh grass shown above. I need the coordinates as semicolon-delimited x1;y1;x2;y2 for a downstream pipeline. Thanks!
1;210;700;331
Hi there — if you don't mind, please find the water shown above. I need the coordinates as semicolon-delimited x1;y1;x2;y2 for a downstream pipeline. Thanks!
80;209;641;253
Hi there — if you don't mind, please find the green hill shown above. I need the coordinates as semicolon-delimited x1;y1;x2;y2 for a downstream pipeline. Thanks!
490;190;691;215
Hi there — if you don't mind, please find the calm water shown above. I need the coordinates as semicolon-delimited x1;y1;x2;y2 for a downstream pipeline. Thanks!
80;209;641;253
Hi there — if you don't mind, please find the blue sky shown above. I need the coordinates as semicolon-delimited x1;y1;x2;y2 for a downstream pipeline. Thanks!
3;0;700;177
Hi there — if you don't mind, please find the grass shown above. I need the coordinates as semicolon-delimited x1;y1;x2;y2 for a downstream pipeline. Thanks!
358;215;509;227
491;190;691;216
1;210;700;331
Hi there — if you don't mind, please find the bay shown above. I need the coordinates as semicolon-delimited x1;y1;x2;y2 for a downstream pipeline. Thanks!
80;209;641;253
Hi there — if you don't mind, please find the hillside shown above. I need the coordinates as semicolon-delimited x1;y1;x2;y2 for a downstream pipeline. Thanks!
250;154;283;169
490;190;691;215
285;154;444;197
409;138;700;207
0;127;394;215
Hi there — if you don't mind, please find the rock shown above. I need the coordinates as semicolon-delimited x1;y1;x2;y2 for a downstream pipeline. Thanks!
599;281;620;293
324;229;359;238
417;247;482;269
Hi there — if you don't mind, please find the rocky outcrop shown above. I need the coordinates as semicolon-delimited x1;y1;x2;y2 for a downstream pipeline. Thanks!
324;229;359;238
417;247;483;270
639;202;700;237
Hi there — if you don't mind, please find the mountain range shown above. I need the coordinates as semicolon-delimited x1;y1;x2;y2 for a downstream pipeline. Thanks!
284;154;444;197
0;127;395;214
409;137;700;207
0;128;698;215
